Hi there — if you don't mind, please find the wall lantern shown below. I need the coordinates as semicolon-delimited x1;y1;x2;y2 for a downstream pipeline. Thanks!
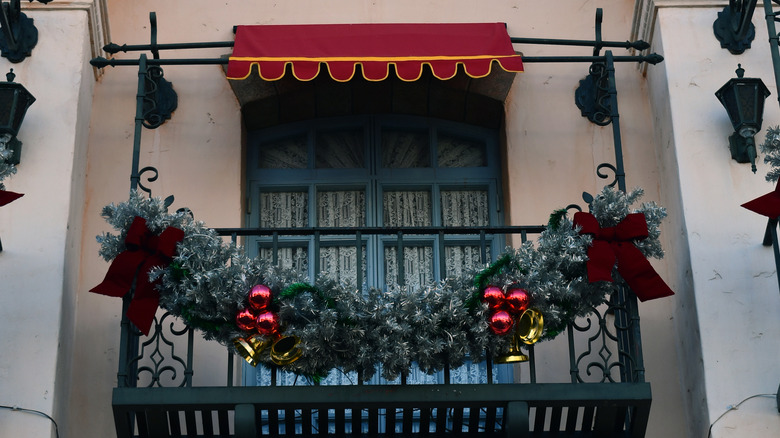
0;68;35;164
715;64;770;173
0;0;53;63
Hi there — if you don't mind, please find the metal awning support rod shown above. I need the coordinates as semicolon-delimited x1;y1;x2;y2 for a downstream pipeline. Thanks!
104;41;235;54
511;37;650;50
100;36;649;55
90;53;662;68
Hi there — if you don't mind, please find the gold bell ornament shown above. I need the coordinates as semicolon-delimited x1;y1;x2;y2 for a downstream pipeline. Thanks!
494;308;544;364
233;334;272;367
269;335;303;366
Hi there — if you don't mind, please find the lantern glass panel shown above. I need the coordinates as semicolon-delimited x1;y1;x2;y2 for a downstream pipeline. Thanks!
0;84;35;136
0;87;18;134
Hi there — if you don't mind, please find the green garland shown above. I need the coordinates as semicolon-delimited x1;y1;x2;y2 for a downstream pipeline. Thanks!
94;186;667;380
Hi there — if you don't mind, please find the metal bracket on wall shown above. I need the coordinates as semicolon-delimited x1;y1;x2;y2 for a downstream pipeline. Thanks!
713;0;758;55
0;0;39;63
111;12;178;129
575;9;625;126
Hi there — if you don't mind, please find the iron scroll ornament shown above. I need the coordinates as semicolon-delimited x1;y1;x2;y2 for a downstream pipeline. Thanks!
714;0;758;54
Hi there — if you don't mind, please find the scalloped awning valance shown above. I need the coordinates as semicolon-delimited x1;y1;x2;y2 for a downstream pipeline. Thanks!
226;22;523;82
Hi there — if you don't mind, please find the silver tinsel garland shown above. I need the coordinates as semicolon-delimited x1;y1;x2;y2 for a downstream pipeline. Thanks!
761;126;780;182
0;134;18;191
95;186;667;380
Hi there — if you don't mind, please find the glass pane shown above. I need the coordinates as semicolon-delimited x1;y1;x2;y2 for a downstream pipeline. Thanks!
381;128;430;168
259;191;308;228
440;190;489;227
438;132;487;167
383;190;431;227
317;190;365;227
319;245;367;286
385;246;434;289
260;246;308;274
444;245;491;278
316;129;365;168
258;134;308;168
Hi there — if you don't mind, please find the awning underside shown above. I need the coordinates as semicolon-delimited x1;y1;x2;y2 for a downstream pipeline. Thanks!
227;22;523;82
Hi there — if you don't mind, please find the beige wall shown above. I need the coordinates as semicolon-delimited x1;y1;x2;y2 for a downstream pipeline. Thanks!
63;1;691;437
0;8;95;438
638;1;780;437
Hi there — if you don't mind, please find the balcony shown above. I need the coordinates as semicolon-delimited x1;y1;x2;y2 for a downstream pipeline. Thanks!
111;225;651;438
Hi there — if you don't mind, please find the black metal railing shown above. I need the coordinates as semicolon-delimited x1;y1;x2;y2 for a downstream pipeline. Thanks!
112;225;650;438
117;224;645;390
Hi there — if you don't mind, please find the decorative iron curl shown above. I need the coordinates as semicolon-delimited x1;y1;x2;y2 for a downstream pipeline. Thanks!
581;163;618;205
595;163;619;187
142;65;177;129
137;166;158;197
570;305;623;383
575;62;612;126
131;312;192;387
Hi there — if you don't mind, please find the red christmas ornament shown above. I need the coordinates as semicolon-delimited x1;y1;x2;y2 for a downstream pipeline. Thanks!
256;311;280;336
488;310;514;335
248;284;273;311
235;308;258;331
505;288;530;315
482;285;505;310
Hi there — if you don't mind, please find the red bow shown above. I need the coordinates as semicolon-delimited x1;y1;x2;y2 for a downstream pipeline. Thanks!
0;190;23;206
573;212;674;302
90;216;184;335
741;181;780;218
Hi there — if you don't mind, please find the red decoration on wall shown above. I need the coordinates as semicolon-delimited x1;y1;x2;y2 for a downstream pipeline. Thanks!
0;190;23;206
90;216;184;335
741;181;780;218
573;212;674;302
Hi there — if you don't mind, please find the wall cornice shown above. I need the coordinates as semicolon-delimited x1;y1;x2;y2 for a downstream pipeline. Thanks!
24;0;109;77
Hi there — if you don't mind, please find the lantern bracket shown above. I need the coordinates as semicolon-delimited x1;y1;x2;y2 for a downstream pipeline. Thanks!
0;0;48;63
713;0;758;55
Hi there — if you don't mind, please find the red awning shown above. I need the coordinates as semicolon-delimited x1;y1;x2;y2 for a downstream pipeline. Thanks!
227;23;523;82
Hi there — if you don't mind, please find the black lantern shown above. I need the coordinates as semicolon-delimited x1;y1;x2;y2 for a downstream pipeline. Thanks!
715;64;770;173
0;68;34;165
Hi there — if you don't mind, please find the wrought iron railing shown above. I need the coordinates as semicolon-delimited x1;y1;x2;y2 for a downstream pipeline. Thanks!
117;224;645;390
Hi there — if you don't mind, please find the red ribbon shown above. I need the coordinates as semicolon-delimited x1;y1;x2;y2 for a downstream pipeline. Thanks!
90;216;184;335
0;190;23;206
573;212;674;302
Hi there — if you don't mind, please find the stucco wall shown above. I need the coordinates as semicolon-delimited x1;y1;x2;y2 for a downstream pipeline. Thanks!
0;9;94;438
68;1;688;437
639;1;780;437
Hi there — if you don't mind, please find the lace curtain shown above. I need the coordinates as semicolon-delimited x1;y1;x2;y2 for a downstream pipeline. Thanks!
255;188;505;386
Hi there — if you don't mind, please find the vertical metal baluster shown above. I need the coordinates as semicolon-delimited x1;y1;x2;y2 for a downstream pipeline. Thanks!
480;230;487;264
272;231;279;265
438;230;446;280
528;344;536;384
116;53;151;390
568;324;579;383
185;328;194;387
225;233;237;387
396;231;404;287
356;230;363;290
314;230;321;277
